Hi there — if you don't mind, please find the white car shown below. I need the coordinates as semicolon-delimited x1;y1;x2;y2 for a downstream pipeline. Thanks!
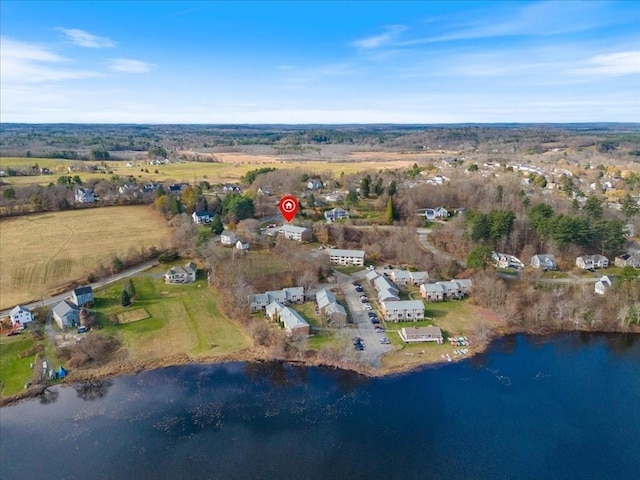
363;303;373;310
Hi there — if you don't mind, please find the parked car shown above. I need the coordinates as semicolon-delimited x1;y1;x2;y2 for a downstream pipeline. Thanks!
363;303;373;310
375;326;384;333
380;337;391;344
352;282;362;287
355;287;364;293
77;326;88;334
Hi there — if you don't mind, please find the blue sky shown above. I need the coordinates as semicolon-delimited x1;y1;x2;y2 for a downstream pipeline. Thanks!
1;1;639;123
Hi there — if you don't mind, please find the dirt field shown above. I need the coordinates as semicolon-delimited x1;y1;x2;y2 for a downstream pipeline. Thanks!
0;206;170;310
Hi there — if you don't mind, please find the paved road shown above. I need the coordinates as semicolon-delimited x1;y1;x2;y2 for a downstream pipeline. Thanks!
416;228;466;267
0;260;159;318
335;271;393;368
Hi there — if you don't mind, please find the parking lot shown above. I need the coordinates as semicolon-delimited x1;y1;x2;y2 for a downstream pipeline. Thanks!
337;272;393;367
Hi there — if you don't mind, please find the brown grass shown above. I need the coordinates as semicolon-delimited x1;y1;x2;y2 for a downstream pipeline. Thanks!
0;206;170;309
116;308;150;324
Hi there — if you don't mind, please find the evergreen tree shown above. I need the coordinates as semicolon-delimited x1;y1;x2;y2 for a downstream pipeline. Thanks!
387;180;397;197
121;289;131;307
210;215;224;235
386;197;394;225
374;177;384;196
126;279;136;298
361;175;371;198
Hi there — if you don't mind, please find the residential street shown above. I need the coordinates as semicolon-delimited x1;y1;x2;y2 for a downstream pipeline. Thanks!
0;260;158;319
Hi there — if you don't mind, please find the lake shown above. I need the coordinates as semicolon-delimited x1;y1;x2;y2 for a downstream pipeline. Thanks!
1;333;639;480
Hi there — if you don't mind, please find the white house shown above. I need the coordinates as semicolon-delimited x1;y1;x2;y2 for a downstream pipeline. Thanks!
576;254;609;270
324;208;350;223
424;207;448;220
52;300;80;329
75;188;96;203
220;230;238;246
420;283;445;302
378;288;400;303
328;249;365;266
235;240;250;251
531;254;558;271
164;262;197;284
307;179;323;190
192;211;213;224
390;270;429;286
399;326;443;344
595;276;612;295
492;252;525;270
278;225;312;242
382;300;425;322
373;276;398;295
9;305;33;327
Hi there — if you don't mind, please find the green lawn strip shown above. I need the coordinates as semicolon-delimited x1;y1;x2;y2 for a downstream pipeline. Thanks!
0;335;36;397
304;331;334;350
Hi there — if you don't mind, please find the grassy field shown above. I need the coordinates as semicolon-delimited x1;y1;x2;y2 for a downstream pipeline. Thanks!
96;267;250;362
0;206;170;310
0;153;421;187
0;334;37;397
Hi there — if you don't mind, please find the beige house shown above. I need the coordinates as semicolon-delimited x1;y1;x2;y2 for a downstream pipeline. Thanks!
399;326;443;344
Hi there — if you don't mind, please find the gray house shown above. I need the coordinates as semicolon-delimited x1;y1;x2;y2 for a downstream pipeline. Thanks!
52;300;80;329
531;254;558;271
72;286;94;307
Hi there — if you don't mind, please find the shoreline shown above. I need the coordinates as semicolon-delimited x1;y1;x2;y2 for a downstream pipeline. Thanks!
2;325;638;408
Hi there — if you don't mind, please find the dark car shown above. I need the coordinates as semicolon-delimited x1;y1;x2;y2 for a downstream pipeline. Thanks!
352;282;362;287
371;318;380;324
355;287;364;293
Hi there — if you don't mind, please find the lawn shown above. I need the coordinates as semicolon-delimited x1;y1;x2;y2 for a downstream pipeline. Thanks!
0;334;36;397
96;267;250;362
0;205;170;310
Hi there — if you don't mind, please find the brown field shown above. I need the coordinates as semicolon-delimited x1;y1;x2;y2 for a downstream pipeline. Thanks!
0;152;432;187
116;308;150;324
0;206;170;310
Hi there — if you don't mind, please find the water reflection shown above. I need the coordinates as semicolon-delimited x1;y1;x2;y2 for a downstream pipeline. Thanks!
74;379;112;401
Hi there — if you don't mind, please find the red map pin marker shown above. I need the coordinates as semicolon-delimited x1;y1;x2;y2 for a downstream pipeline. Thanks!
278;195;299;222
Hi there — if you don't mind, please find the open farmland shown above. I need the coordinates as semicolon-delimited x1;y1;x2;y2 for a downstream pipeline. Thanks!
0;152;428;186
0;206;170;310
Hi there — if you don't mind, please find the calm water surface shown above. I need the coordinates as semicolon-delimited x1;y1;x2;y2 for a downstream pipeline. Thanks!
1;333;639;480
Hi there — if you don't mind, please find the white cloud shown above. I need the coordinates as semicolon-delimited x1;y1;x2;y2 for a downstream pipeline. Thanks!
575;51;640;76
108;58;155;73
0;37;99;83
352;25;407;49
58;28;116;48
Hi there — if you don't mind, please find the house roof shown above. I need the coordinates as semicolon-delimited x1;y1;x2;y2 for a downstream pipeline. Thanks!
279;225;309;235
421;283;444;293
456;279;473;288
328;249;365;258
10;305;30;316
73;286;93;297
250;293;270;305
184;262;197;273
401;326;443;338
378;288;399;302
52;299;80;318
533;254;557;263
266;301;286;317
325;302;346;316
383;300;424;312
283;286;304;298
391;270;412;281
166;266;187;276
278;307;309;330
409;271;429;282
316;288;336;309
374;276;398;293
193;210;210;217
365;270;380;282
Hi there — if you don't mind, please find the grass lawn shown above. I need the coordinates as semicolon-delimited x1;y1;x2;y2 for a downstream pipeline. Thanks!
0;205;170;310
304;331;334;350
334;265;366;275
0;334;36;397
96;266;250;362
